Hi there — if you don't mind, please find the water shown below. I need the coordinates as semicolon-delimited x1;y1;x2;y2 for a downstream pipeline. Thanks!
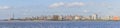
0;21;119;28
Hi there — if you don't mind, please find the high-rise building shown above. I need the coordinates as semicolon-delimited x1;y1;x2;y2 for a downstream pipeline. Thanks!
58;15;63;20
52;15;63;21
52;15;59;21
102;16;113;20
91;14;98;20
107;16;113;20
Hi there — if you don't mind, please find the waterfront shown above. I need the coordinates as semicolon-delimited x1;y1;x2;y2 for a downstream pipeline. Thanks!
0;21;119;28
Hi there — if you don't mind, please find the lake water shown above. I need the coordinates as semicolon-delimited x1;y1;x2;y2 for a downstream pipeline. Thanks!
0;21;119;28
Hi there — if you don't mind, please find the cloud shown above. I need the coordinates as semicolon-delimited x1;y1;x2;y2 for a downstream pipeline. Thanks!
49;2;65;8
0;6;11;9
49;2;85;8
65;2;85;7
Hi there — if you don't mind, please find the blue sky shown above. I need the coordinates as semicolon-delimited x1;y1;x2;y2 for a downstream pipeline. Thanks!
0;0;120;19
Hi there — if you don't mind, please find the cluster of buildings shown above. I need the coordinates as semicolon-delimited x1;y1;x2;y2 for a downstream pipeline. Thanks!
6;14;120;21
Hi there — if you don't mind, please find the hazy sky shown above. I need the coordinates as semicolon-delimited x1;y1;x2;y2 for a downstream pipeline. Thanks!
0;0;119;19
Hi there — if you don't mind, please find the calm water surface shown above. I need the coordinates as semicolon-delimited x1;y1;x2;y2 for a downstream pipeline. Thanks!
0;21;119;28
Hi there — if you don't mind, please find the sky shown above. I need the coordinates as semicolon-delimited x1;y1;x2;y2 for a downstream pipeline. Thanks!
0;0;120;19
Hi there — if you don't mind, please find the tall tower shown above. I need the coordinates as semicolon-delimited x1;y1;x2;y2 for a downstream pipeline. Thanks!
9;13;14;21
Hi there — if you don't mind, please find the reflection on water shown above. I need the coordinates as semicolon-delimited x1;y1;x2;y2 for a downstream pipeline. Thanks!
0;21;119;28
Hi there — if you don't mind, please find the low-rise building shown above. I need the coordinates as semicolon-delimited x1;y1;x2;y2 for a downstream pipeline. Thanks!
64;16;73;20
74;16;81;20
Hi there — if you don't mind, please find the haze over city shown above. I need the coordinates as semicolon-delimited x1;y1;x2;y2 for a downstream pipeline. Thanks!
0;0;120;19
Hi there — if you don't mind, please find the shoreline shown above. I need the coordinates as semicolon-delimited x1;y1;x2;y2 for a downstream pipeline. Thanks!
0;20;118;22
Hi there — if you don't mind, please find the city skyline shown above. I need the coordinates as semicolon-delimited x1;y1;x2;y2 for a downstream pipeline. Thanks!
0;0;120;19
6;14;120;21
